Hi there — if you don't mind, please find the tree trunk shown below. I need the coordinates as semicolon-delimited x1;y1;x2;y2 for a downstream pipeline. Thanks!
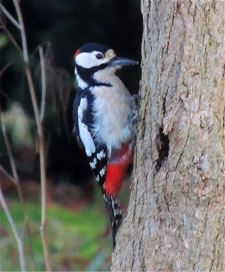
112;0;225;271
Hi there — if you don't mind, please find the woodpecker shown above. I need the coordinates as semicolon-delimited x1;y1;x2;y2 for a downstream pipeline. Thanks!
72;43;138;248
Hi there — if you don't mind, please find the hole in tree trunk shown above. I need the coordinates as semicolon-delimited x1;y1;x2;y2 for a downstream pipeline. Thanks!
155;127;169;171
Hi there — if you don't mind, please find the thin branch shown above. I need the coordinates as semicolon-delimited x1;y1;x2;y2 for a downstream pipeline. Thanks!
38;46;47;121
0;114;19;185
0;111;24;207
0;106;37;269
12;1;51;270
0;18;21;52
0;187;26;272
26;68;52;272
0;63;11;78
1;1;51;269
0;163;15;183
12;0;28;64
0;3;21;30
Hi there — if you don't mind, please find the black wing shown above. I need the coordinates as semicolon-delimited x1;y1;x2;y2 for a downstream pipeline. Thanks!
72;87;107;184
72;87;122;248
73;88;94;149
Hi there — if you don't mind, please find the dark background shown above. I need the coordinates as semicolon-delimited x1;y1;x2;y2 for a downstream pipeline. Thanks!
0;0;142;187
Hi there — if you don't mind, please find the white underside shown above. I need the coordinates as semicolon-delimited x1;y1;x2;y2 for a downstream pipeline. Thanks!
91;73;134;153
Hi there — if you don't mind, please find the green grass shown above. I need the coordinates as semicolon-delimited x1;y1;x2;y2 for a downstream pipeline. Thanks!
0;197;111;271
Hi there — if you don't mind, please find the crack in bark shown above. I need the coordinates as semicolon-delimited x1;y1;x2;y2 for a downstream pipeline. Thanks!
164;3;176;54
209;206;224;271
174;125;190;171
192;200;210;271
131;239;135;271
140;227;146;272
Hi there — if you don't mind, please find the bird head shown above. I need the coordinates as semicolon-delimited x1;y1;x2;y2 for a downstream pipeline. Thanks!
74;43;138;87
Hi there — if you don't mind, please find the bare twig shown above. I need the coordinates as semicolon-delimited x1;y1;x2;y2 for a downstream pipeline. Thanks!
38;46;47;121
0;163;15;183
0;111;36;270
0;113;25;203
0;63;11;78
1;1;51;269
0;187;26;272
0;115;19;184
12;0;28;64
24;68;51;271
0;19;21;51
0;3;21;30
11;1;51;270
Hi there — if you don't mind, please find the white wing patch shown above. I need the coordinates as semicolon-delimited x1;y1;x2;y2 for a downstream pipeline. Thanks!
99;166;106;177
89;158;97;169
78;97;96;157
97;150;106;160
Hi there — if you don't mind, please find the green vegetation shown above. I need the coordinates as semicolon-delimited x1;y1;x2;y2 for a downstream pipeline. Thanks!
0;196;111;271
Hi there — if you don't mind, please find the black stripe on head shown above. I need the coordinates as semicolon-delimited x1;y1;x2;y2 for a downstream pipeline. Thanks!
76;63;112;87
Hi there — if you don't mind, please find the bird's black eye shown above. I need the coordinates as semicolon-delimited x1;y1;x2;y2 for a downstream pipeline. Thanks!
96;53;104;59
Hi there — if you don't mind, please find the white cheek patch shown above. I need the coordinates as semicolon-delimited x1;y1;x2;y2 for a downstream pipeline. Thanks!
78;97;96;156
76;51;107;69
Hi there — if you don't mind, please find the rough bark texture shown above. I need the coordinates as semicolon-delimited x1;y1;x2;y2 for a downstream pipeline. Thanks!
112;0;225;271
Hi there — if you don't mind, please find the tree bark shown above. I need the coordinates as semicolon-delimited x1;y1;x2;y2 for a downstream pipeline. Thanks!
112;0;225;271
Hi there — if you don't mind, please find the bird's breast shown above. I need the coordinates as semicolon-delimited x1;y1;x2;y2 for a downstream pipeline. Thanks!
91;85;133;150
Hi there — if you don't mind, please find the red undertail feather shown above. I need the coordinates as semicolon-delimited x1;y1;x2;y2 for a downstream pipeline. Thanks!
104;143;134;197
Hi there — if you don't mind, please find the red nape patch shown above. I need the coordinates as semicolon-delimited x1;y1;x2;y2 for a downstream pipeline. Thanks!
74;49;80;57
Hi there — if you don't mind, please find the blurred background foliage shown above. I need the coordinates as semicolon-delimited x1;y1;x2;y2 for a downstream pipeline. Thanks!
0;0;142;270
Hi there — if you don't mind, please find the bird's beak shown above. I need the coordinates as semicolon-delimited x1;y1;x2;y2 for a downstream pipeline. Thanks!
108;56;139;67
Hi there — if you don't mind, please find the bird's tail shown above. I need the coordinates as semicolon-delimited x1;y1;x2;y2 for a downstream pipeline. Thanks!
87;146;124;248
102;191;122;249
